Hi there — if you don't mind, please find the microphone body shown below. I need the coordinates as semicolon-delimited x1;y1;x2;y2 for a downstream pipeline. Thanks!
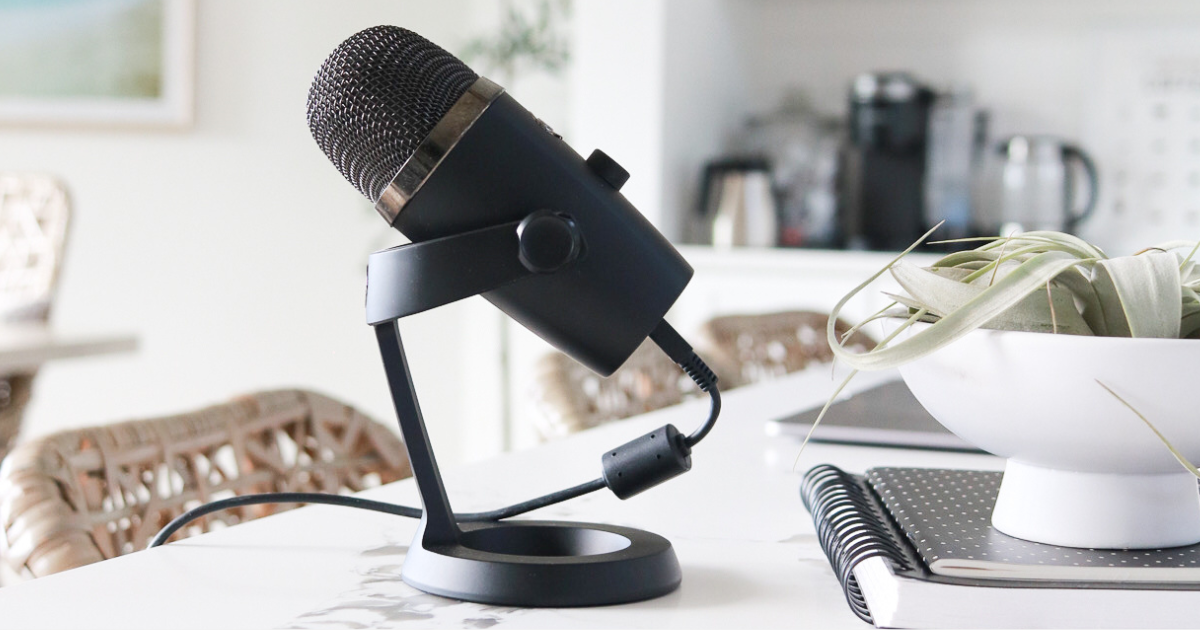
308;26;692;376
387;82;691;375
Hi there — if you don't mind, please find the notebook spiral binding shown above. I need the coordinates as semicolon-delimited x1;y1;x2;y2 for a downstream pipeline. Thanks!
800;464;912;624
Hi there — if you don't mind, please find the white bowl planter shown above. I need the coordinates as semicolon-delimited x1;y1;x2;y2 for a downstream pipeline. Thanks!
893;322;1200;549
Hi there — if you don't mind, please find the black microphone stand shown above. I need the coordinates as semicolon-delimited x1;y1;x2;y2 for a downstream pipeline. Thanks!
366;212;681;607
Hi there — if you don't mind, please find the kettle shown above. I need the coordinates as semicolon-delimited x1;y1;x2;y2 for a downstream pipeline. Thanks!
988;135;1099;235
695;158;778;248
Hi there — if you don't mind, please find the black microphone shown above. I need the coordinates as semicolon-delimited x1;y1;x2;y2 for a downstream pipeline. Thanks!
306;25;692;376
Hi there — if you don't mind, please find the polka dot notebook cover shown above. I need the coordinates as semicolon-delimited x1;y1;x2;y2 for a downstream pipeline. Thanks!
867;467;1200;583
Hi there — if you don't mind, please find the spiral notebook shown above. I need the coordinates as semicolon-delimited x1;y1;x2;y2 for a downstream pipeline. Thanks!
801;465;1200;629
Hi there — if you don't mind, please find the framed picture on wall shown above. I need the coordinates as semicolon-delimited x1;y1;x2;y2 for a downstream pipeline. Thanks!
0;0;194;128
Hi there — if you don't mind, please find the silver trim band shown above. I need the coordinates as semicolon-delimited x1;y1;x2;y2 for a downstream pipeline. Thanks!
375;77;505;225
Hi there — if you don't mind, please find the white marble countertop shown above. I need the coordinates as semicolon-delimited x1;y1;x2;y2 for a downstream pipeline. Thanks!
0;367;1001;629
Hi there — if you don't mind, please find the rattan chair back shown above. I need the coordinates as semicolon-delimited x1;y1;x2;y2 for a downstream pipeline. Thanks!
531;339;716;440
531;311;877;440
0;390;409;582
0;174;71;461
698;311;876;385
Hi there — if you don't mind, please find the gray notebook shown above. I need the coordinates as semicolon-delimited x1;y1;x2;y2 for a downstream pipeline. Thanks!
868;467;1200;583
767;380;982;452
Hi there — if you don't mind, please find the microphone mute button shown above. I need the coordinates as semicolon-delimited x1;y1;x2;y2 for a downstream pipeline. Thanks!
586;149;630;191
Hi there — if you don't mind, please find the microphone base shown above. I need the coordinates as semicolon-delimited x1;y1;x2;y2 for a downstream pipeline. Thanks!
402;519;681;607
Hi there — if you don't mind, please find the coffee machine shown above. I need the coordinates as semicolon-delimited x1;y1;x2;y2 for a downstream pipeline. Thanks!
840;72;934;250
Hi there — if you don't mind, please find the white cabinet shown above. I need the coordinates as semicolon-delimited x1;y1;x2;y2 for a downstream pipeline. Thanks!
667;246;937;334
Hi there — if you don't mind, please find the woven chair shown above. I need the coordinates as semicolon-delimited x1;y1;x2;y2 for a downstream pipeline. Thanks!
530;339;730;441
0;389;410;583
698;311;876;386
0;174;71;462
531;311;877;440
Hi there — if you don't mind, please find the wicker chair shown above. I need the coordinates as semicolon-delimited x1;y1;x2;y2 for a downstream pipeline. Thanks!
531;340;705;440
531;311;876;440
698;311;877;386
0;389;410;583
0;174;71;462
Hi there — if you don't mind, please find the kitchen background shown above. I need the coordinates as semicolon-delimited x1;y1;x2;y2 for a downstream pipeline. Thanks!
574;0;1200;254
1;0;1197;465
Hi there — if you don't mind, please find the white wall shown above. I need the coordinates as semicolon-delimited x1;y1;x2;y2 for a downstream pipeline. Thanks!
569;0;666;226
737;0;1200;132
660;0;753;242
567;0;754;241
1;1;514;465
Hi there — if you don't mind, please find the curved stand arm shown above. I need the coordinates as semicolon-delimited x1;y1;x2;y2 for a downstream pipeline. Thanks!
366;220;528;325
366;211;583;325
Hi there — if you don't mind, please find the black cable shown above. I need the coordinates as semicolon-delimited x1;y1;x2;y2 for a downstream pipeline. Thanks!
686;384;721;448
647;319;721;447
149;477;606;549
148;493;419;548
464;477;606;521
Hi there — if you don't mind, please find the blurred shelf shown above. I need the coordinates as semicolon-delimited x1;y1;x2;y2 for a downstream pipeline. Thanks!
0;325;138;373
676;244;941;272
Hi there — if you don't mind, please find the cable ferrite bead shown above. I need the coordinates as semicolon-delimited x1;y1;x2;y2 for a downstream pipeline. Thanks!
602;424;692;500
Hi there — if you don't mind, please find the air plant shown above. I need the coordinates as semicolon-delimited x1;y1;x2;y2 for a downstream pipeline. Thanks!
830;229;1200;372
796;228;1200;470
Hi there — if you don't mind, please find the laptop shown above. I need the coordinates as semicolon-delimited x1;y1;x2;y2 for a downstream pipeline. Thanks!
766;379;984;453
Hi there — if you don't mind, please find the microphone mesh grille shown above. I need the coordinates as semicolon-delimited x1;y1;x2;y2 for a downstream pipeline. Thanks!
306;26;479;201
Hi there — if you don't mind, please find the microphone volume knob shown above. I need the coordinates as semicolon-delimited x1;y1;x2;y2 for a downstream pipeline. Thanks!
586;149;630;191
517;211;583;274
